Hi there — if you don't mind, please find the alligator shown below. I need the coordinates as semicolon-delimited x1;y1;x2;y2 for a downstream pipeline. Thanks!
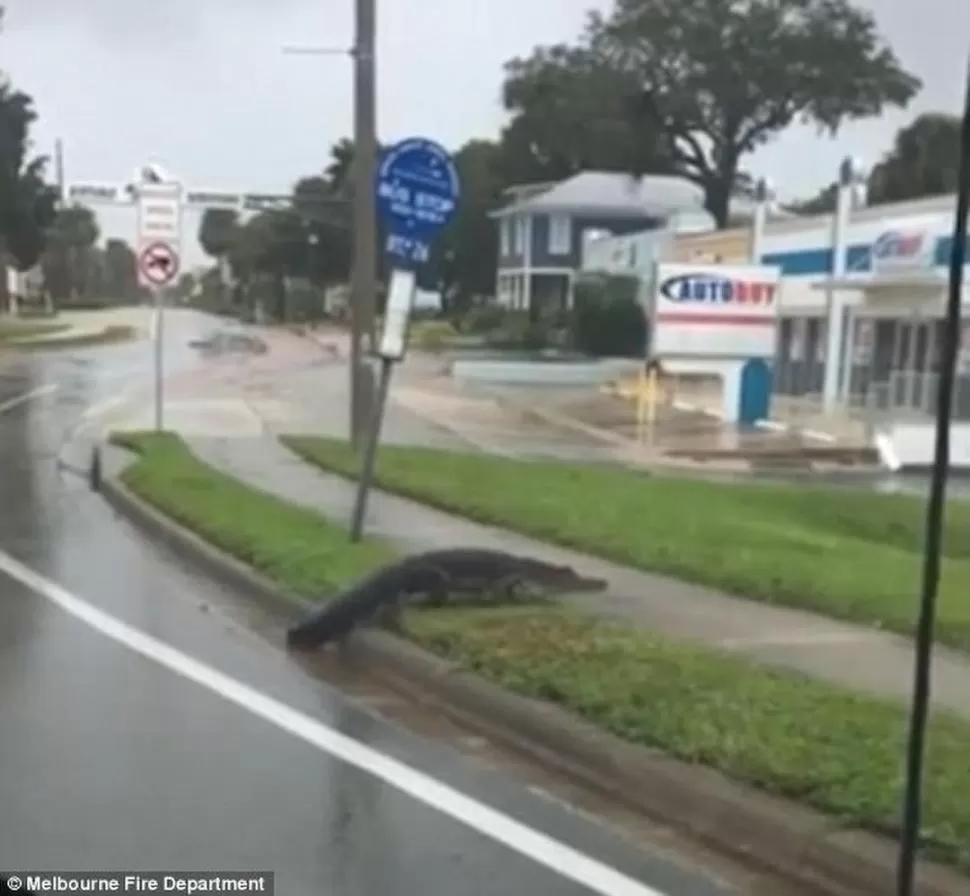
285;547;608;650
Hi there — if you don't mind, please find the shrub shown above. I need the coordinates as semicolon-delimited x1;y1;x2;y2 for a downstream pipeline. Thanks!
569;274;646;357
484;310;554;350
411;320;459;351
459;304;508;334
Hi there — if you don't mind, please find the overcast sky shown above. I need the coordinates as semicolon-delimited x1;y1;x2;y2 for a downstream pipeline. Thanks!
3;0;969;267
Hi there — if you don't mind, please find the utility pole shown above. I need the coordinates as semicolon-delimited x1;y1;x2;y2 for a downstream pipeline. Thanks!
351;0;378;448
282;0;378;448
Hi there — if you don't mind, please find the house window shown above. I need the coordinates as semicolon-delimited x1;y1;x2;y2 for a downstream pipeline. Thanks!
513;217;525;254
548;215;571;255
500;219;511;255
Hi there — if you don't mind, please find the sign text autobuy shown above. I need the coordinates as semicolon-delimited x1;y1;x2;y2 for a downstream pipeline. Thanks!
659;274;776;305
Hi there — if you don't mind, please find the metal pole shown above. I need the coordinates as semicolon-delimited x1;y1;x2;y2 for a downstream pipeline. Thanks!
822;157;856;411
895;53;970;896
349;357;393;541
350;0;378;448
750;177;771;264
154;291;164;431
55;139;65;203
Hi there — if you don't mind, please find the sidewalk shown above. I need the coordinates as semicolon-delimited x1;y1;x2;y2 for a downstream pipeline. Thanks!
184;433;970;719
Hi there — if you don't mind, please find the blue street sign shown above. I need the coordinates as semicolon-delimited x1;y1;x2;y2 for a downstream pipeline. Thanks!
375;137;460;252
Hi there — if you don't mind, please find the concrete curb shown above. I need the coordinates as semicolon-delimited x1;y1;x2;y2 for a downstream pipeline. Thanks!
99;469;967;896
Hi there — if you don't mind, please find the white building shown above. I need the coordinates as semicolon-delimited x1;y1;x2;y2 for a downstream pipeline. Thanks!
587;191;970;430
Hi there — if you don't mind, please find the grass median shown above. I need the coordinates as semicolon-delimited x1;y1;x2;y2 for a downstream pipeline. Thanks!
280;436;970;650
405;605;970;868
107;431;970;868
0;320;69;343
111;431;393;598
13;324;139;350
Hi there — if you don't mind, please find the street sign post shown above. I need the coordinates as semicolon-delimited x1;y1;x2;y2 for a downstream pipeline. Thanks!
135;178;183;432
375;137;460;266
349;137;460;541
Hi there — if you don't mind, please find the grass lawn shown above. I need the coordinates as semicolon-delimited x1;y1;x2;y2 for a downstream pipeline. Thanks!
107;430;970;869
12;324;138;350
0;320;69;343
406;605;970;868
280;436;970;650
112;431;393;598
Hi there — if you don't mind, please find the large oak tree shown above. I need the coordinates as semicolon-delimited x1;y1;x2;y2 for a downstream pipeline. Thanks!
504;0;921;226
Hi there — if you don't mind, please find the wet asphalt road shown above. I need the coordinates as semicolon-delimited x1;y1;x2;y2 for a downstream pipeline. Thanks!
0;312;734;896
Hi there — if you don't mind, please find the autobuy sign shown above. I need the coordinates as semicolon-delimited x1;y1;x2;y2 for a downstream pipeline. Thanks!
658;271;777;309
651;262;781;358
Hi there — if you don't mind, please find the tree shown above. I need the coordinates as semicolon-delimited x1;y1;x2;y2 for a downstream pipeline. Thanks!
0;72;58;305
499;42;673;186
786;182;839;215
292;173;352;287
324;138;357;195
578;0;920;226
101;238;139;302
41;203;100;303
198;208;240;263
432;139;505;308
867;113;962;205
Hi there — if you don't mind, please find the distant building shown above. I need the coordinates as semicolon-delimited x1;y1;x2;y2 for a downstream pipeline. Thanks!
4;264;45;313
489;171;708;313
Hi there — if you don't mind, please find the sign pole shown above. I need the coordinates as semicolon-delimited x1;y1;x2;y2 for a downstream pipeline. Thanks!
348;267;418;541
134;175;182;434
349;355;394;542
154;290;164;431
350;0;378;450
347;135;460;541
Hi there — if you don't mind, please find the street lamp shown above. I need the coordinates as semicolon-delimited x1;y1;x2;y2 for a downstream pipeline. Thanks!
281;0;377;449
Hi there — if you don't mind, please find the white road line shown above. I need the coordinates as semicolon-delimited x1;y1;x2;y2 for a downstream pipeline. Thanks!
0;384;58;414
0;548;667;896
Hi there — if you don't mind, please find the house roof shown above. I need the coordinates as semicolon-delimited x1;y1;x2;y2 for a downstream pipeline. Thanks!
490;171;706;220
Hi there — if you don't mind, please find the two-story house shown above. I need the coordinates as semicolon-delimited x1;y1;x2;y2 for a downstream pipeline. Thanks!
490;170;706;314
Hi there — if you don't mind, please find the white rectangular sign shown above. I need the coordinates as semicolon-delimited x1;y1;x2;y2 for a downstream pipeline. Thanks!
650;262;780;359
378;269;417;360
137;183;182;245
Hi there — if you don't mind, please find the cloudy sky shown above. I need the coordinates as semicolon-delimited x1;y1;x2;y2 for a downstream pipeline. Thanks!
3;0;969;267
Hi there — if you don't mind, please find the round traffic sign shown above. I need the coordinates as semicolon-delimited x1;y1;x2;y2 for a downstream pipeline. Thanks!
375;137;460;243
138;241;180;286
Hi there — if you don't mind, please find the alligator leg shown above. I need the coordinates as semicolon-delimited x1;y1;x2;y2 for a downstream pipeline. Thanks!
374;593;404;632
422;567;452;608
490;573;526;603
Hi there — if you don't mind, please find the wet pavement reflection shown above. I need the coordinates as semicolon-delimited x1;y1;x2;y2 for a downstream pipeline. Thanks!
0;312;737;895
